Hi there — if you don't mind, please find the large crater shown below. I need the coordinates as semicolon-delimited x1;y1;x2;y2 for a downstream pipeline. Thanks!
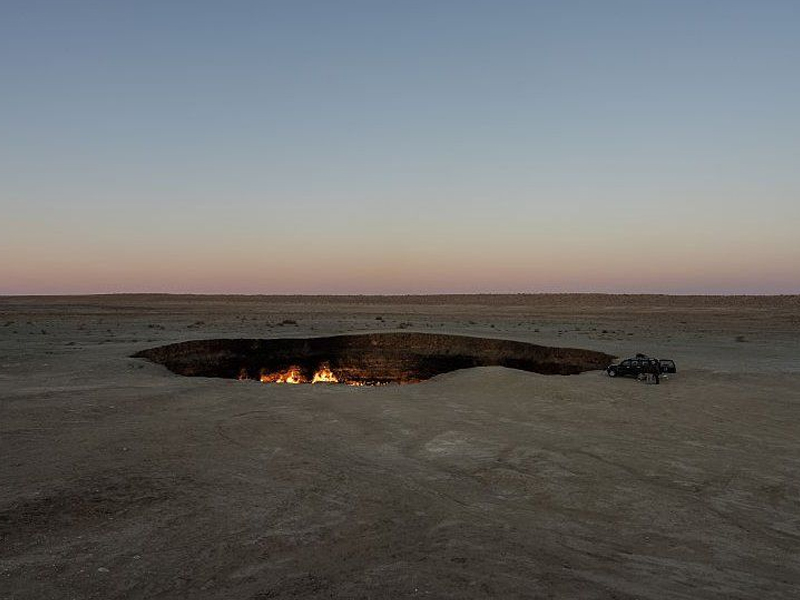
132;332;614;385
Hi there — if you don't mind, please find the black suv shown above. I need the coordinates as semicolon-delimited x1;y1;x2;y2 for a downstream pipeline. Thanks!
607;356;676;378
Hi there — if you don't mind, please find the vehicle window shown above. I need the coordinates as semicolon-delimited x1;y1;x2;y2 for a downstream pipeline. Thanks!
621;360;630;366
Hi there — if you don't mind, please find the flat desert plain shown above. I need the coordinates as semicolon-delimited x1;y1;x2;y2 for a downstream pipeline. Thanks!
1;294;799;600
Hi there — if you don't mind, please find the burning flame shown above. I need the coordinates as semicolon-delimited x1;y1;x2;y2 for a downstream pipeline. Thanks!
311;364;338;384
256;364;340;384
252;364;382;386
259;366;306;384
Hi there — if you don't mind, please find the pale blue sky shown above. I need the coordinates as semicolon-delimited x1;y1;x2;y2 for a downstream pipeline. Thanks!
2;1;798;293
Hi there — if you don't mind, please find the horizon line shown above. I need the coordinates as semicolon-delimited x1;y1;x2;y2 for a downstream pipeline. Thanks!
1;292;798;299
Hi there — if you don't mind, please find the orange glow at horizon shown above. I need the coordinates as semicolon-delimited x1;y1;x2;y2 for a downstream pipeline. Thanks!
1;216;799;295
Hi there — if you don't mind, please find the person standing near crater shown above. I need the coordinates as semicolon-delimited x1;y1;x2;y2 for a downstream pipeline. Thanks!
649;358;660;385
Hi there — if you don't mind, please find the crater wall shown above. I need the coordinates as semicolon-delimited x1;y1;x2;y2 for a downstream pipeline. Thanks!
133;332;615;384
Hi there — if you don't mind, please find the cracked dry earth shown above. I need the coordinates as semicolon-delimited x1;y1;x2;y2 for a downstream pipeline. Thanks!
1;294;799;599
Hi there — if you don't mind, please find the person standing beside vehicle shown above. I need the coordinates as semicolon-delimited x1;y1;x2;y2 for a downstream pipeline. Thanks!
650;358;660;384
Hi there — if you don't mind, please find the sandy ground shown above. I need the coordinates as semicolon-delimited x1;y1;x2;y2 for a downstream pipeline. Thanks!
1;294;799;599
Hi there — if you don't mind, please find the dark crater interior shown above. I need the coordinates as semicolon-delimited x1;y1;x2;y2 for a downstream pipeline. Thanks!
133;332;615;385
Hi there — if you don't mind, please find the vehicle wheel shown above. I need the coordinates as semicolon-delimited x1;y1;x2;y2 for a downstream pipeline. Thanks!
607;369;616;377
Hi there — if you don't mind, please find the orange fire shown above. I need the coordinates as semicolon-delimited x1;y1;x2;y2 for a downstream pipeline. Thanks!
311;364;338;384
255;364;350;385
259;367;306;384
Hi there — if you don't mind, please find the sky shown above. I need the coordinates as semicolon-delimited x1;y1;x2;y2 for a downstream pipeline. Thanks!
1;0;799;295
